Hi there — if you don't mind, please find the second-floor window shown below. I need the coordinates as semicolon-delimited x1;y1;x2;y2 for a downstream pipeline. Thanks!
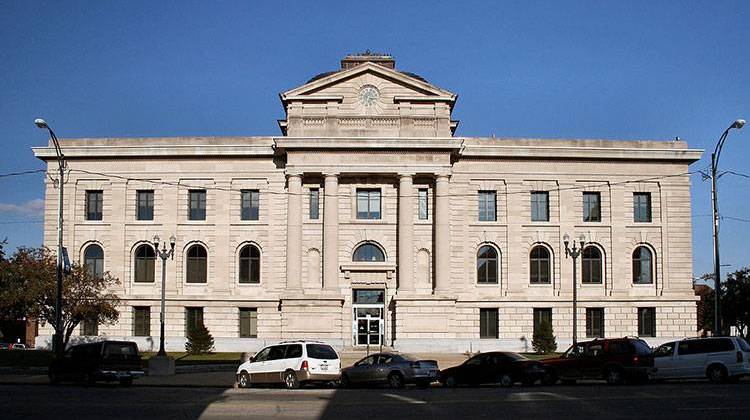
189;190;206;220
478;191;496;221
309;188;319;220
137;190;154;220
582;192;601;222
418;189;429;220
241;190;259;221
356;189;381;219
86;190;103;221
633;192;652;222
531;191;549;222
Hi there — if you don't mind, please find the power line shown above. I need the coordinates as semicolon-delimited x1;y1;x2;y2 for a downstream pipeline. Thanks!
725;170;750;180
0;169;45;179
68;168;702;199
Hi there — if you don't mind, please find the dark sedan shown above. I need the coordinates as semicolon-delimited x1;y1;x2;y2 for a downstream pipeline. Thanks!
340;352;439;388
439;352;546;387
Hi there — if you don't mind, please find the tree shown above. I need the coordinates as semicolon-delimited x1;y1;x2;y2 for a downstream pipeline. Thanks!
185;323;215;354
721;268;750;339
532;319;557;354
0;247;120;349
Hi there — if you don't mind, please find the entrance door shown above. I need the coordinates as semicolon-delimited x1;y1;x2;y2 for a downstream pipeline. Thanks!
352;289;385;347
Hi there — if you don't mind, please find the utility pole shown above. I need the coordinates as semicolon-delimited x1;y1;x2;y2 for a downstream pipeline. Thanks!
34;119;66;357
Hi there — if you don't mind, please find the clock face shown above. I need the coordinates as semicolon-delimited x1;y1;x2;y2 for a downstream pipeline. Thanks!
358;85;380;107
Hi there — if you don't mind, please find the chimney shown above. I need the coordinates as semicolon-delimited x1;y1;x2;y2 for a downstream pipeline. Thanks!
341;50;395;70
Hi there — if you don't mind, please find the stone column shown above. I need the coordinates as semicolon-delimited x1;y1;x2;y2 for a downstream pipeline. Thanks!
398;174;415;291
434;174;451;292
323;173;339;290
286;173;303;291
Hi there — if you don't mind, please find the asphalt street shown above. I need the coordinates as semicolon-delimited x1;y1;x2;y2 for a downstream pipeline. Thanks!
3;381;750;420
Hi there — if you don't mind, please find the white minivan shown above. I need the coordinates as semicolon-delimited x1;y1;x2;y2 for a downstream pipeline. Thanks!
236;341;341;389
652;336;750;382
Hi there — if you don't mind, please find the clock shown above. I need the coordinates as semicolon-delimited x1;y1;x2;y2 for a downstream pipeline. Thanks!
358;85;380;107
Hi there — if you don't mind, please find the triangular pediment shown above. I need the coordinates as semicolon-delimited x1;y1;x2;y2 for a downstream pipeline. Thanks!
281;61;455;103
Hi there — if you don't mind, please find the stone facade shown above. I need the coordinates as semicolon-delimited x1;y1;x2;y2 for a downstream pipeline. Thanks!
32;54;702;352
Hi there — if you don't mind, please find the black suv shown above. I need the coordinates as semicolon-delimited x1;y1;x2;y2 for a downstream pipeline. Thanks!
49;341;144;386
541;337;654;385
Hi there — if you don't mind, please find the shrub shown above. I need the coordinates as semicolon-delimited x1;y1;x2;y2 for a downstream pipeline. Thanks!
185;323;215;355
532;319;557;354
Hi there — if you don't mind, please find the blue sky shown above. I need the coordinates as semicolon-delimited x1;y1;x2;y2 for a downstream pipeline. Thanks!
0;0;748;279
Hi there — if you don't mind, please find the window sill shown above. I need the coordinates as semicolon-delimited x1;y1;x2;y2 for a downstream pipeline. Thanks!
476;283;500;287
528;283;553;287
631;282;656;287
231;221;269;226
237;282;262;286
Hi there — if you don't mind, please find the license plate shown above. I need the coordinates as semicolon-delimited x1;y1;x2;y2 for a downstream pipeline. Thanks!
320;365;328;371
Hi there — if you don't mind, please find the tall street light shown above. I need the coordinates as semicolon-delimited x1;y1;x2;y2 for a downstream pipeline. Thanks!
710;118;745;336
34;118;66;357
563;233;586;346
153;235;176;357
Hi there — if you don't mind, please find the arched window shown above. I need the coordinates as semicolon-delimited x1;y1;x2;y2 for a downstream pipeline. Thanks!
84;244;104;278
353;243;385;262
582;246;603;284
186;244;207;283
134;244;156;283
477;245;498;284
530;245;551;284
239;244;261;284
632;246;654;284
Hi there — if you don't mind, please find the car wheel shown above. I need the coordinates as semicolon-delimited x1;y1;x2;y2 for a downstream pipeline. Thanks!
605;367;624;385
541;370;558;386
119;377;133;387
283;370;300;389
499;374;513;387
387;372;404;389
443;375;457;388
238;371;251;388
707;364;728;384
339;373;350;389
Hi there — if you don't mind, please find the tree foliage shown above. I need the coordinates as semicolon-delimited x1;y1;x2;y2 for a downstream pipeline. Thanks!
695;268;750;339
0;247;120;349
185;323;215;354
532;319;557;354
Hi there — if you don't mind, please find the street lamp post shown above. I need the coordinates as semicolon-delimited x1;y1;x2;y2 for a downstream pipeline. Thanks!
34;118;66;357
152;235;176;357
710;118;745;336
563;233;586;346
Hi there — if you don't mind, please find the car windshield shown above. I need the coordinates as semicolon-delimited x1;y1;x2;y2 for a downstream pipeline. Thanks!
737;338;750;352
502;352;527;361
306;344;338;360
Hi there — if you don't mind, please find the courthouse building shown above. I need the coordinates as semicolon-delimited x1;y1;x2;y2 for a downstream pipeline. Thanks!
33;53;702;352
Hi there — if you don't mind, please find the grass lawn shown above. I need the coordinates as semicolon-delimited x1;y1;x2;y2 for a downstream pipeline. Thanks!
140;352;244;366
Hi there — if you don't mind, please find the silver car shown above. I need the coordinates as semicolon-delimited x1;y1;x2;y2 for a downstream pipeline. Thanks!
340;352;439;388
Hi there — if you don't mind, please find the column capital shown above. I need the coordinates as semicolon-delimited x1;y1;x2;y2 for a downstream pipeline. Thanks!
434;172;451;180
323;171;340;179
398;172;415;179
286;171;303;179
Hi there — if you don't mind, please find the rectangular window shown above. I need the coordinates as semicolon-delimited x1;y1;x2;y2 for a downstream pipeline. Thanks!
583;192;601;222
85;190;103;221
533;308;553;336
239;308;258;338
309;188;319;220
133;307;150;337
531;191;549;222
633;192;652;223
81;319;98;336
136;190;154;221
638;307;656;337
241;189;260;221
356;189;381;219
478;191;497;221
185;307;204;335
586;308;605;338
418;189;429;220
189;190;206;220
479;308;498;339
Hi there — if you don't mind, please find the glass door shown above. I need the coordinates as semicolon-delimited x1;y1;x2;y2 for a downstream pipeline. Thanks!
354;306;383;346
